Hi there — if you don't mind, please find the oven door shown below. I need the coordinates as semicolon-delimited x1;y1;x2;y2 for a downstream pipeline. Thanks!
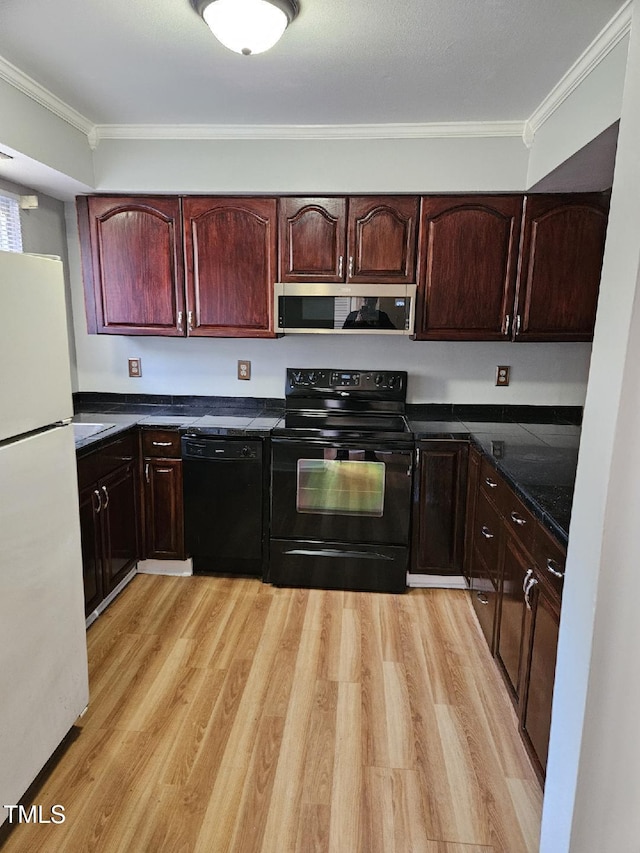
270;438;413;546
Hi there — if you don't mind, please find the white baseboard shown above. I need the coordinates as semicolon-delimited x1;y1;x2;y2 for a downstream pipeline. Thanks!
407;573;467;589
136;558;194;577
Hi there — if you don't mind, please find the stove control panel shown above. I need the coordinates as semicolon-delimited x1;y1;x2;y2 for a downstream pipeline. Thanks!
287;368;406;394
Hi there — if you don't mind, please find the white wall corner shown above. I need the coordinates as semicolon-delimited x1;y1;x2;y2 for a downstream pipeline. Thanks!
526;1;632;140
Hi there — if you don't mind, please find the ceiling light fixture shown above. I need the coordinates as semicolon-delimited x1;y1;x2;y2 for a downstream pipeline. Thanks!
191;0;299;56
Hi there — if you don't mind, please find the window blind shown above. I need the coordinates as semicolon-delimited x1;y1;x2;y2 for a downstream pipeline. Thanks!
0;194;23;252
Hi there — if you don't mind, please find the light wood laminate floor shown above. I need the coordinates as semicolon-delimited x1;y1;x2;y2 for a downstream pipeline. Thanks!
0;575;542;852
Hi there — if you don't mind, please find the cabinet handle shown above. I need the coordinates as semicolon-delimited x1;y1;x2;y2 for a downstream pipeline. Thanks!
481;525;494;539
485;477;498;488
522;567;534;594
524;575;538;610
476;592;489;605
152;441;173;447
348;256;354;277
156;468;172;474
145;462;150;483
503;314;511;336
515;314;522;335
546;557;565;578
177;311;184;333
510;511;526;526
188;310;194;331
338;255;344;278
93;489;101;513
101;485;109;510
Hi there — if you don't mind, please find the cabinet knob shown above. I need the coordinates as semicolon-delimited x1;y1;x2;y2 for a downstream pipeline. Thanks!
485;477;498;488
481;525;494;539
476;592;489;605
510;511;526;526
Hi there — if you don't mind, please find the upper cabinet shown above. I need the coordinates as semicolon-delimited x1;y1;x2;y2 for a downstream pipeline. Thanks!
278;196;419;285
515;194;610;341
415;195;522;340
78;195;277;338
183;197;277;338
415;192;609;342
77;196;185;336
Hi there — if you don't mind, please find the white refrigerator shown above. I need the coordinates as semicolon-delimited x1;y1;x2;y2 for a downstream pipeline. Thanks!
0;250;89;826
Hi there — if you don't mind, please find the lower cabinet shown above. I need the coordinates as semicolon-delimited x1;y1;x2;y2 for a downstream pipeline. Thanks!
77;430;140;616
411;440;468;575
466;451;564;783
140;428;185;560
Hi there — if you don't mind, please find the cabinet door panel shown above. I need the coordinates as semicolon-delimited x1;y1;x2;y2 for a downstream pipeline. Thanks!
496;536;532;701
470;554;498;652
348;196;419;283
184;197;277;337
521;579;560;777
416;196;522;340
144;458;185;560
279;198;346;282
412;441;468;575
516;194;609;341
80;196;185;336
79;486;103;616
102;461;139;594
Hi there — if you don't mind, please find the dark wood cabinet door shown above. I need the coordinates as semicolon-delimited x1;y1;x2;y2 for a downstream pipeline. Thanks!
78;485;103;616
183;197;277;337
101;460;139;595
520;574;560;779
347;196;419;284
415;195;522;340
78;196;185;336
463;445;481;584
496;535;533;701
279;198;346;282
469;553;499;652
143;458;185;560
412;440;468;575
515;193;609;341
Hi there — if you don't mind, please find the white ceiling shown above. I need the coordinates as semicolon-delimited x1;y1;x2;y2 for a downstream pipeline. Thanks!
0;0;628;129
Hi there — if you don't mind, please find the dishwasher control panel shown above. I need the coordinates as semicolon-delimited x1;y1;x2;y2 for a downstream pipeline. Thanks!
182;437;262;461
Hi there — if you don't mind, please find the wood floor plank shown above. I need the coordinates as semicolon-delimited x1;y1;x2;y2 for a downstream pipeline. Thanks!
0;577;542;853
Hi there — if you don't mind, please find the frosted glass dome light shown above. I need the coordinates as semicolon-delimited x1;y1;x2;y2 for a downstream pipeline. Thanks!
192;0;299;55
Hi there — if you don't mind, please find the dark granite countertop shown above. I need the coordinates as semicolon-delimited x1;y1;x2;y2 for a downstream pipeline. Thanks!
408;404;581;545
73;394;580;545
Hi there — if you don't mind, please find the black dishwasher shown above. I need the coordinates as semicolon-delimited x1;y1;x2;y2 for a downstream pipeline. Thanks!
181;436;265;576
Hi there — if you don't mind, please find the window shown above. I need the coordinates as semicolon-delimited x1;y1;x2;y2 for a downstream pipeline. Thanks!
0;194;23;252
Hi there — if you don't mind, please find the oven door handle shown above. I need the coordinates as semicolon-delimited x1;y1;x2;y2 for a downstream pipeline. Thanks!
284;548;394;561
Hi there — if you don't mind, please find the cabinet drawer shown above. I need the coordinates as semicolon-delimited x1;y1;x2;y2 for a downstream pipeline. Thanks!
470;559;498;651
479;456;508;503
533;524;566;598
473;491;502;581
498;488;536;556
77;430;138;489
141;429;181;458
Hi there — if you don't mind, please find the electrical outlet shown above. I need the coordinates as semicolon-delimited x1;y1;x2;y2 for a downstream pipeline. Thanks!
128;357;142;378
238;360;251;380
496;365;510;386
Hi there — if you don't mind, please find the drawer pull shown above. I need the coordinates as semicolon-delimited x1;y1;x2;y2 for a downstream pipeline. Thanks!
481;526;494;539
485;477;498;488
476;592;489;605
546;558;564;579
152;441;173;447
510;511;526;526
524;575;538;610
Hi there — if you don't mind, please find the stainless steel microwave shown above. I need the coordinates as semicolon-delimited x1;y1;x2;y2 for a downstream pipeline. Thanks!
274;283;416;335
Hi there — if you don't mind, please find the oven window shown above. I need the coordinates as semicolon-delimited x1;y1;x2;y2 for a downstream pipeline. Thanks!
296;458;385;516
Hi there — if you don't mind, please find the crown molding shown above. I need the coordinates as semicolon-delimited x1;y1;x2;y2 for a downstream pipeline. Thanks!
91;120;526;145
0;55;94;136
523;0;632;147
